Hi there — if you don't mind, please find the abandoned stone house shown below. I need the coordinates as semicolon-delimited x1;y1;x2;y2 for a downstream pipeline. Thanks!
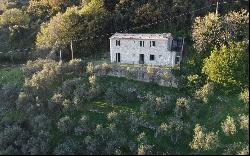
110;33;184;67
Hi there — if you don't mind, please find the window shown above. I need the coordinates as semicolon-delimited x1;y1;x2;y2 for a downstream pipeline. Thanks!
116;40;120;46
172;40;178;49
150;55;155;61
140;41;144;47
150;41;156;47
152;41;155;47
175;56;180;64
171;38;183;51
116;53;121;62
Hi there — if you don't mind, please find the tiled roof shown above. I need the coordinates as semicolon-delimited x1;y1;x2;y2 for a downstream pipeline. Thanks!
110;33;172;40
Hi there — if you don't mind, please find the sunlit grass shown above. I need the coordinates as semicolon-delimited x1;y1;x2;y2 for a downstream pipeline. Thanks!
0;66;24;87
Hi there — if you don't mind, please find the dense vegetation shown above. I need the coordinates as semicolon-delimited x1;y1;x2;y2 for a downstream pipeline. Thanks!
0;0;249;155
0;0;249;60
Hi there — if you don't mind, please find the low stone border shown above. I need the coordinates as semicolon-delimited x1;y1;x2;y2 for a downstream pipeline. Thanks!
92;63;178;88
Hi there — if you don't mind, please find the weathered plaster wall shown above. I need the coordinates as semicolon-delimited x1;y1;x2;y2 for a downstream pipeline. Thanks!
110;38;177;67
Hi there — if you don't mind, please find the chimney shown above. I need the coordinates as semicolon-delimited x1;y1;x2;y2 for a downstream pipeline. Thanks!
163;33;171;38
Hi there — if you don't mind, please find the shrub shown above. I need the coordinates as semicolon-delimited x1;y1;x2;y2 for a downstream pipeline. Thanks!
86;62;94;75
60;78;83;99
174;97;190;117
137;132;147;144
223;142;249;155
128;114;141;133
74;115;91;135
186;74;202;89
95;63;111;75
23;59;58;78
72;84;88;105
221;116;237;136
105;83;138;105
84;135;98;154
73;83;101;105
140;92;172;115
57;116;74;133
238;114;249;131
176;97;190;108
53;139;80;155
24;60;60;96
237;145;249;155
0;125;29;154
195;82;214;103
62;59;85;77
31;115;51;132
239;88;249;106
165;116;190;145
146;65;155;77
21;131;50;155
62;99;75;112
155;123;168;138
16;90;36;112
187;74;199;84
0;84;20;111
137;144;153;155
189;124;219;151
89;75;96;86
107;111;118;122
51;93;64;104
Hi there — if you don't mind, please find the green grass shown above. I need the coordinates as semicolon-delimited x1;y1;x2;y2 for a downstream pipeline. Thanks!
196;94;247;130
0;66;24;87
114;63;177;70
98;76;178;96
3;111;26;122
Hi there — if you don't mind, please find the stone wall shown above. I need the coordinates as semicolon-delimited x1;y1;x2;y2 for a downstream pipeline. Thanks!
93;63;178;88
110;37;177;67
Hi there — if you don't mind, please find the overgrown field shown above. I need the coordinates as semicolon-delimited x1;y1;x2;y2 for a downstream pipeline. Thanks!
0;60;248;155
0;66;24;87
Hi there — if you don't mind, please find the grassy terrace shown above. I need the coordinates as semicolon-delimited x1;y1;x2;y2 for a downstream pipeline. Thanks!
115;63;179;70
52;76;246;154
0;65;24;87
85;58;180;70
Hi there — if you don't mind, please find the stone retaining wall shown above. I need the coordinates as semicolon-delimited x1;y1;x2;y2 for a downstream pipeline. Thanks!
92;63;178;88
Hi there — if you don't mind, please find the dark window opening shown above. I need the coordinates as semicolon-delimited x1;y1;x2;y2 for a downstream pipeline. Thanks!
152;41;156;47
116;53;121;62
150;41;156;47
116;40;120;46
175;56;180;64
139;54;144;64
140;41;144;47
171;38;183;51
150;55;155;61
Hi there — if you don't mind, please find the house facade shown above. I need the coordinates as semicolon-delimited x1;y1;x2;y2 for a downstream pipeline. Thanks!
110;33;184;67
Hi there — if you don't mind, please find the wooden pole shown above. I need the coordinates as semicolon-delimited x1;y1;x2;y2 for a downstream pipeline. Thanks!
70;40;74;60
216;1;219;15
180;37;185;62
59;50;62;63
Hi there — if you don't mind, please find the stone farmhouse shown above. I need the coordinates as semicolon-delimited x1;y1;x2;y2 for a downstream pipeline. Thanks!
110;33;184;67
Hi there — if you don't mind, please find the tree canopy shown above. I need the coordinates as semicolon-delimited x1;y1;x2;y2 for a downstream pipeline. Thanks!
0;8;30;27
202;41;249;87
192;9;249;53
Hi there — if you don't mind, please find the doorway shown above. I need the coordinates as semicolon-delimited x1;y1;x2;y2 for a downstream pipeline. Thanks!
139;54;144;64
116;53;120;63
